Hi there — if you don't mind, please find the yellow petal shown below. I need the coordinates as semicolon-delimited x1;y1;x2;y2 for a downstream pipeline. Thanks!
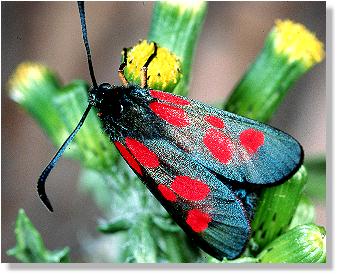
273;19;324;68
124;40;182;91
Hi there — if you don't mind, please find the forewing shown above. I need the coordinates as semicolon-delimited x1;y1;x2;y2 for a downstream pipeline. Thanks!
114;137;250;260
107;87;303;259
148;90;303;186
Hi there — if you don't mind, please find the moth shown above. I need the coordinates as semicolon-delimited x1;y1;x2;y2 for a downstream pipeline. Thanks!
37;1;303;260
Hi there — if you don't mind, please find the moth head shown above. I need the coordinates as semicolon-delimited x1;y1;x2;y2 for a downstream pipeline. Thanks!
88;83;126;120
88;83;112;107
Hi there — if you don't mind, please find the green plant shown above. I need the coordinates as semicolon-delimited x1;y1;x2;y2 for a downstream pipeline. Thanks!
7;209;70;263
8;2;325;263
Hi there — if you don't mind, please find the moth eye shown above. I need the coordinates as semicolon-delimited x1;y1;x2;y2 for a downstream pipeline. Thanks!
99;82;112;90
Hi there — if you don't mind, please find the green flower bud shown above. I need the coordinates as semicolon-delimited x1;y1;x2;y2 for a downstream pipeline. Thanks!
225;19;325;122
258;224;326;263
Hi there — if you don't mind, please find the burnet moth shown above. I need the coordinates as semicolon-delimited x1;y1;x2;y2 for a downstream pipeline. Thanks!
37;1;303;260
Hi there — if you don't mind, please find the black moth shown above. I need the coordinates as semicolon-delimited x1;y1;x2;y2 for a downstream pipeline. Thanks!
37;1;303;260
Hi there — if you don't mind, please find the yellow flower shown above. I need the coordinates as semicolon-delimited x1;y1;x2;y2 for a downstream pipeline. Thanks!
123;40;182;91
8;62;50;102
272;19;325;68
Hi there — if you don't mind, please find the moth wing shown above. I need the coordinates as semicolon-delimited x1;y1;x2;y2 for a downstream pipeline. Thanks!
148;90;304;186
114;137;250;260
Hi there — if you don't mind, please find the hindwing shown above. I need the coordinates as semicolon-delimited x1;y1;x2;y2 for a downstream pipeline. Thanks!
114;137;250;260
104;86;304;260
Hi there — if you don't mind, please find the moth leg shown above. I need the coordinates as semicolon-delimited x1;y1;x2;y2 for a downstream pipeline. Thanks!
140;42;158;88
234;188;257;220
118;47;129;87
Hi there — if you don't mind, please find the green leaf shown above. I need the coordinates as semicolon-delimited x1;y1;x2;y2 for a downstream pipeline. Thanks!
125;215;157;263
97;217;132;234
159;232;199;263
152;219;199;263
151;216;181;233
7;209;70;263
46;248;70;263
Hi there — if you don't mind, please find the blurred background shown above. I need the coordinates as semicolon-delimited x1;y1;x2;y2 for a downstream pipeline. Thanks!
2;2;325;262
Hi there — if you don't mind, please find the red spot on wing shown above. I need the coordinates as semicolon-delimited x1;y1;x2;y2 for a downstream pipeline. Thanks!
171;176;210;201
240;128;265;154
149;102;190;127
186;209;212;233
158;184;177;202
204;115;225;128
150;90;190;106
125;138;159;168
203;128;233;164
114;142;143;175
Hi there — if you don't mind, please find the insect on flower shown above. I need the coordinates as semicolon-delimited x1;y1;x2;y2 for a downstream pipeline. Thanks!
37;1;304;260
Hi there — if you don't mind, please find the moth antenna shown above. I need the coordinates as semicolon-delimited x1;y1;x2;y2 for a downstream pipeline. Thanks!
77;1;98;89
140;42;158;88
37;104;92;212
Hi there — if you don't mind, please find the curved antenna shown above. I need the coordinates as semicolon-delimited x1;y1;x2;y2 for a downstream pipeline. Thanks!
38;2;98;211
37;104;92;212
77;1;98;89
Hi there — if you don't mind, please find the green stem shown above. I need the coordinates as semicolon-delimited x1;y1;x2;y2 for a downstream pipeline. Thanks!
251;166;308;251
224;35;307;122
148;1;207;95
